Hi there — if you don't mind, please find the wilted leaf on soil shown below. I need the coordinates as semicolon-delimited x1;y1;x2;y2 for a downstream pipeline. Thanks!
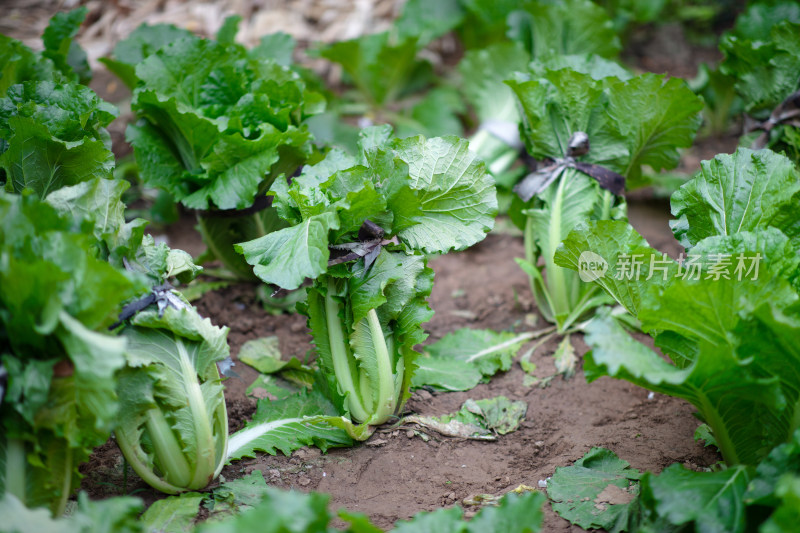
547;447;642;533
406;396;527;440
204;471;272;522
393;491;546;533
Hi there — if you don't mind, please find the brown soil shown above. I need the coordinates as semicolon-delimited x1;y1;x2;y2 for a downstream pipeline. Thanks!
80;206;720;531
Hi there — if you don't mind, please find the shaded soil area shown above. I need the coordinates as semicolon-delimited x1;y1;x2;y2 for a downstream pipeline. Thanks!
80;206;720;531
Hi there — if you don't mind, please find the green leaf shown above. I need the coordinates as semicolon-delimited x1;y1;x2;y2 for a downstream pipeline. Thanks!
394;491;545;533
554;220;679;316
412;328;537;391
720;21;800;117
0;492;144;533
235;212;339;290
216;15;241;44
395;0;464;46
1;116;113;197
45;177;147;264
761;475;800;533
584;309;786;466
606;74;703;187
411;358;484;392
226;388;353;461
316;32;426;106
390;135;497;253
205;471;275;521
746;430;800;506
196;488;331;533
547;447;641;532
100;23;194;89
393;506;465;533
670;148;800;248
238;336;305;374
0;35;62;94
141;492;204;533
465;491;545;533
507;0;621;60
42;8;90;83
639;464;752;533
507;67;627;168
250;33;296;67
459;42;529;125
729;2;800;41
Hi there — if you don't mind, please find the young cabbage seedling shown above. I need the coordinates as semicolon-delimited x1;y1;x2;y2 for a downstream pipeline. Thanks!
237;126;497;426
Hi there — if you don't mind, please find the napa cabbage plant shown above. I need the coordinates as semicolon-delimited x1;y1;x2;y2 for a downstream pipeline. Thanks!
0;193;143;516
114;287;230;494
0;7;92;94
719;2;800;160
236;126;496;426
554;147;800;533
556;148;800;467
115;22;321;280
506;65;702;334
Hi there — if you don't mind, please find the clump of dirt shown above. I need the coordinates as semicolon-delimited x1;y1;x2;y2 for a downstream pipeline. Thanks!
81;217;720;531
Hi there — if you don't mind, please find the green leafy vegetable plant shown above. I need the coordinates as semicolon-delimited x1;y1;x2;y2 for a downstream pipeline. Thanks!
0;7;92;94
237;126;496;427
114;21;321;280
507;64;702;334
0;193;143;515
719;2;800;160
114;290;231;494
556;148;800;468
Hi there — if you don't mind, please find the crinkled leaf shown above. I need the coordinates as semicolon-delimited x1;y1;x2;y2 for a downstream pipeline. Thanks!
196;487;331;533
226;388;353;460
1;116;113;196
412;328;535;391
100;23;194;89
547;447;641;533
205;470;276;521
0;35;62;93
670;148;800;248
606;74;702;187
555;220;679;316
41;8;90;84
507;0;620;60
235;212;339;290
584;309;786;466
639;464;751;533
390;135;497;253
141;492;204;533
720;21;800;117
